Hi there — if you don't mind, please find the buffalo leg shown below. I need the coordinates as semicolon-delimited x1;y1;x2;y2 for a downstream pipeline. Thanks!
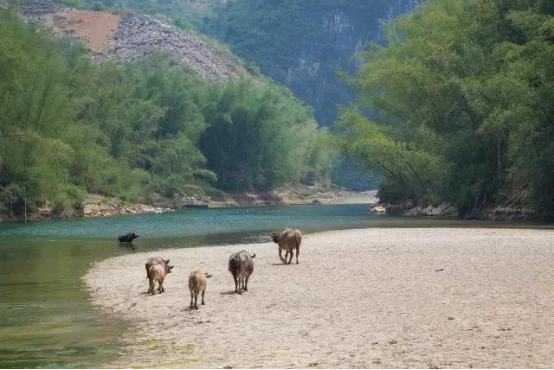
288;249;293;264
279;246;285;262
284;250;289;264
148;278;155;294
234;276;238;293
194;291;199;309
201;290;205;305
158;278;164;294
245;276;249;291
296;246;300;264
189;291;194;308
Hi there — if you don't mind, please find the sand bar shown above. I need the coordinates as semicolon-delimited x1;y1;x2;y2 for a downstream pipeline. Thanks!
84;228;554;368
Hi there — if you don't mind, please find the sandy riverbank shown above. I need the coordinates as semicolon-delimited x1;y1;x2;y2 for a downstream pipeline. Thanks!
84;228;554;368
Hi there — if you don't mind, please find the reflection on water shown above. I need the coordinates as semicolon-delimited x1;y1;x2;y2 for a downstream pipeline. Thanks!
0;204;550;367
0;239;128;368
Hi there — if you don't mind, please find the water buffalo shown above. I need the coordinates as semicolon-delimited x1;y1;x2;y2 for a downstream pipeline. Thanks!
118;232;139;243
145;257;174;294
228;250;255;294
188;270;212;309
271;228;302;264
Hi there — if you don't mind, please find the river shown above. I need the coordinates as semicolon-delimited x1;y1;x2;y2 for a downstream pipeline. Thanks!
0;203;548;368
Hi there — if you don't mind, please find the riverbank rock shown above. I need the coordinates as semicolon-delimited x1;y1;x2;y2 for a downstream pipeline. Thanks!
403;203;459;218
183;185;375;209
2;186;376;222
32;201;53;220
371;203;459;218
370;204;387;214
82;194;173;217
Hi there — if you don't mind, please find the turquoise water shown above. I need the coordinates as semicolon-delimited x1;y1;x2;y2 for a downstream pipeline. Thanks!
0;203;387;240
0;204;550;368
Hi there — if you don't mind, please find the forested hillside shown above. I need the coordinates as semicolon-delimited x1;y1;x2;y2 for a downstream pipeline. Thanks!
200;0;422;125
72;0;420;124
0;7;330;219
340;0;554;218
197;0;421;190
64;0;421;190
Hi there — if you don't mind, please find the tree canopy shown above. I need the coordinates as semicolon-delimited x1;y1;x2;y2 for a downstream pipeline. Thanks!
0;7;331;218
340;0;554;217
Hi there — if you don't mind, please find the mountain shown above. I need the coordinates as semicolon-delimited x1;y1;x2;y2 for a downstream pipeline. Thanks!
61;0;423;189
199;0;424;124
69;0;424;124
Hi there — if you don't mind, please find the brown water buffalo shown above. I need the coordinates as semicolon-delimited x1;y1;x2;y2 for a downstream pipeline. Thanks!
188;270;213;309
145;257;174;294
228;250;255;294
271;228;302;264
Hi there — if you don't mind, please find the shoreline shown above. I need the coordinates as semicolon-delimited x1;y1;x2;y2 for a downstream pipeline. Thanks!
84;227;554;368
1;187;378;223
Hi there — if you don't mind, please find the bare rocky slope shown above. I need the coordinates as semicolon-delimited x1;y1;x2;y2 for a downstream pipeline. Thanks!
17;0;245;81
100;12;242;80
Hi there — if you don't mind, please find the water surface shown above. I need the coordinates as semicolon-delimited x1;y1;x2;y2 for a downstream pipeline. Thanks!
0;204;550;367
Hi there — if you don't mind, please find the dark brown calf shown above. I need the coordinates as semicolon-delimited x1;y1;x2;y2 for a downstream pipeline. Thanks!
228;250;255;294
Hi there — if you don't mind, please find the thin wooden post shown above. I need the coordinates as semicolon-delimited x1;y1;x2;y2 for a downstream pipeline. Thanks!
9;190;13;219
24;186;27;224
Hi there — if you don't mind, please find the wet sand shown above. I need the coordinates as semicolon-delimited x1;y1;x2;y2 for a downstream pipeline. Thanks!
84;228;554;368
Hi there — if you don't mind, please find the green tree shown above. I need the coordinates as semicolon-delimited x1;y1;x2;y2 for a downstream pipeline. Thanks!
341;0;554;217
0;8;332;218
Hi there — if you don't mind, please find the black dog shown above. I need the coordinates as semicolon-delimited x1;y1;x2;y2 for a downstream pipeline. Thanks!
118;232;139;243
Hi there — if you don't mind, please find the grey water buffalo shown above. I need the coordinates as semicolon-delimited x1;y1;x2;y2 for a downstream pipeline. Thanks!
271;228;302;264
118;232;138;243
145;257;174;294
228;250;255;294
188;270;213;309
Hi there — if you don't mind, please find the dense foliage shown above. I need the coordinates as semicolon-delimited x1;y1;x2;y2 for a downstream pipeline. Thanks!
340;0;554;217
60;0;420;191
199;81;332;191
198;0;421;190
0;8;330;218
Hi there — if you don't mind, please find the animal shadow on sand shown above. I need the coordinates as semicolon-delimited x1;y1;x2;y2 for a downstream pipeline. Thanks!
139;291;160;296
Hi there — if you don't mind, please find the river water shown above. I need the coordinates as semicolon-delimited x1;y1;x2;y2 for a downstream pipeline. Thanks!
0;204;548;367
